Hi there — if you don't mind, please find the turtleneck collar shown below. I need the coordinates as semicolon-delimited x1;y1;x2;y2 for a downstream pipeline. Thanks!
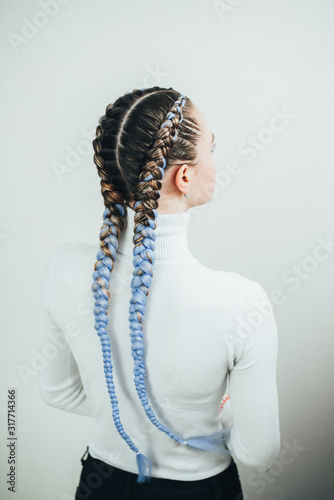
116;205;193;259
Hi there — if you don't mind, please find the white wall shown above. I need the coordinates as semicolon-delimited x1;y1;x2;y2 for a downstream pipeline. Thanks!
1;0;333;498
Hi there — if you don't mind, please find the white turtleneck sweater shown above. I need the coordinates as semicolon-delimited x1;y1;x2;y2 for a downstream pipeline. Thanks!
36;206;280;480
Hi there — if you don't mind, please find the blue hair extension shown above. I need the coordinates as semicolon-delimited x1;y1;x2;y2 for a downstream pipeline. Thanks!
127;94;233;467
128;205;186;447
92;202;152;483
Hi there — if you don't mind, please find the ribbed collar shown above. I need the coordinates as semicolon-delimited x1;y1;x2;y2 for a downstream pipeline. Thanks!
116;205;193;259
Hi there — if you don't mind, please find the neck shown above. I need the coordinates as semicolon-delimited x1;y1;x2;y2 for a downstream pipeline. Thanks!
116;205;193;259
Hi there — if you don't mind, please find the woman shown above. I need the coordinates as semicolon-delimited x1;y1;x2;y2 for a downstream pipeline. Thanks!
37;86;280;499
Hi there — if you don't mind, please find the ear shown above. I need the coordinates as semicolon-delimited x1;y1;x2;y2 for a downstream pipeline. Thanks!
174;164;190;196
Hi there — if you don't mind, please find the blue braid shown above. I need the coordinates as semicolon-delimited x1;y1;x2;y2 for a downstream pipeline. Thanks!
128;206;187;445
92;204;151;482
128;95;188;447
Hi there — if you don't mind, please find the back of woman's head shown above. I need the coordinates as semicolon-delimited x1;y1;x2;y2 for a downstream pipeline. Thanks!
91;86;230;483
93;86;200;213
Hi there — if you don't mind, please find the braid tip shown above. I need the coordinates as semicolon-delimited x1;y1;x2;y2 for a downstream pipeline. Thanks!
136;452;152;483
185;428;232;456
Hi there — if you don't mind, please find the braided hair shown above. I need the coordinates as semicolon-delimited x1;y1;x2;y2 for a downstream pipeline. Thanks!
91;86;232;483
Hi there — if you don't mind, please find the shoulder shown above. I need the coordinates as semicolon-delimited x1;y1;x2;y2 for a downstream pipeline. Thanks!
233;277;272;314
50;241;91;259
223;272;271;314
45;242;99;286
49;242;97;265
194;259;264;303
224;272;274;329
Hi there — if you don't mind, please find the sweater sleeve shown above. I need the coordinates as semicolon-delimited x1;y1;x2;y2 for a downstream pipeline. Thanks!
36;247;93;418
224;282;281;472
